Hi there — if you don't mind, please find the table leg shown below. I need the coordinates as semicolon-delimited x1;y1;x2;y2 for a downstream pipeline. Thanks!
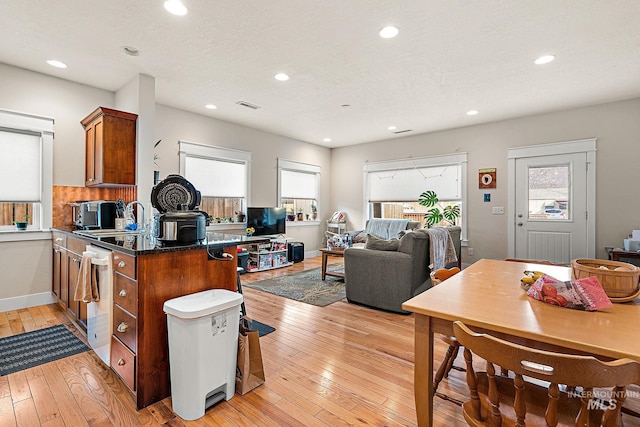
321;252;328;280
414;314;434;426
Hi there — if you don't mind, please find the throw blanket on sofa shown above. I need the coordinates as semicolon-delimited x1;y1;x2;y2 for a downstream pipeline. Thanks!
365;218;410;240
425;227;458;270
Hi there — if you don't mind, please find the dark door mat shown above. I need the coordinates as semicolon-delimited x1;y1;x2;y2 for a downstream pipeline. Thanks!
0;324;90;376
249;320;276;337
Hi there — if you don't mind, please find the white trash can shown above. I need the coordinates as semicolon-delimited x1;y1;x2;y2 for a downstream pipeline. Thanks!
163;289;243;421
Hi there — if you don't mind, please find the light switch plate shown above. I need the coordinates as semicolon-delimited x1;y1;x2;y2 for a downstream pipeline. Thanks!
492;206;504;214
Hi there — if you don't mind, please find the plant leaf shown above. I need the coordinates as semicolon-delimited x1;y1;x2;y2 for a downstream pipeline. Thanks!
423;208;443;227
443;205;461;222
418;190;438;207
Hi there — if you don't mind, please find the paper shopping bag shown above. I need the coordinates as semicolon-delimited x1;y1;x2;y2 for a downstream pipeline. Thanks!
235;318;265;395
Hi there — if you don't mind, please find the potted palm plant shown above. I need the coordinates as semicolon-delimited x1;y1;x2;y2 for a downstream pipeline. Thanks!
418;190;460;227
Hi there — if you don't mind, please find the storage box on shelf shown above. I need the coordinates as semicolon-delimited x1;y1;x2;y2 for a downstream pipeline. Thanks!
246;239;292;272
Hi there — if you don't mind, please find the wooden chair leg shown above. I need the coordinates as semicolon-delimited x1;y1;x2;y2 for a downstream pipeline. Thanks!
434;343;457;392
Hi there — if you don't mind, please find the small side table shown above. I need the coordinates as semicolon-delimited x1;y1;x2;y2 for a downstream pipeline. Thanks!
319;248;345;280
609;249;640;267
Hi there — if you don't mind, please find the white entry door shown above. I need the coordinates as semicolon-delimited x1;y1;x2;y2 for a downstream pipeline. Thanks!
513;152;590;264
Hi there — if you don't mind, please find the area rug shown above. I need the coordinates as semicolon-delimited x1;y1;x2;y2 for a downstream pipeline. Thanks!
244;265;345;307
250;320;276;337
0;325;89;376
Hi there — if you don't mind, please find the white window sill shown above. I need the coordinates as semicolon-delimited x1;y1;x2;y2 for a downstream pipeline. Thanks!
286;220;320;227
0;229;52;242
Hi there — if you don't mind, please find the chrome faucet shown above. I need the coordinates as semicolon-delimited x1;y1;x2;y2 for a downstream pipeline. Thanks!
126;201;145;231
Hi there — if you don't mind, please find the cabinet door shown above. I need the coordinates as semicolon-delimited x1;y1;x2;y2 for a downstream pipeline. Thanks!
66;250;81;321
52;246;62;299
85;117;103;186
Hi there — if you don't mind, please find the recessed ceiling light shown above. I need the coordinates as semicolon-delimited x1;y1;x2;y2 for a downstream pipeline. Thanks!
387;125;397;131
323;138;331;142
121;46;140;56
379;26;399;39
534;55;555;65
46;59;67;69
466;110;479;116
164;0;188;16
205;104;217;110
274;73;289;81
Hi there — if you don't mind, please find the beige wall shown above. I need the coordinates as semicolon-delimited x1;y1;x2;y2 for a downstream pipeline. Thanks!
153;104;332;250
331;97;640;263
2;60;639;307
0;63;330;307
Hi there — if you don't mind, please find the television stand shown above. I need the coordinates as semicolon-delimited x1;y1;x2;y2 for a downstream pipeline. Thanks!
245;238;293;272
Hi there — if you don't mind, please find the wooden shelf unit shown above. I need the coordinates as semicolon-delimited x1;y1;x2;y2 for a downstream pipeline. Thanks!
246;239;292;272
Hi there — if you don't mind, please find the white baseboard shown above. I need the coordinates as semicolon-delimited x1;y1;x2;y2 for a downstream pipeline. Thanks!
306;250;320;259
0;292;57;312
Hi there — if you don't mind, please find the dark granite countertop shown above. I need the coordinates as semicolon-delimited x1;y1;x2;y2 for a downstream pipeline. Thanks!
52;228;271;256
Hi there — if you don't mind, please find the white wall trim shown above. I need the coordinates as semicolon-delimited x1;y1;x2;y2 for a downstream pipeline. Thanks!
0;292;57;312
507;138;597;259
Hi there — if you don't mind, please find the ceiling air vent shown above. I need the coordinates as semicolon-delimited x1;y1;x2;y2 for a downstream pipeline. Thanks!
393;129;412;134
236;101;261;110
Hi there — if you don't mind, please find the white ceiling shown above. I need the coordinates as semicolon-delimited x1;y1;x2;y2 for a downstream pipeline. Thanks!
1;1;639;148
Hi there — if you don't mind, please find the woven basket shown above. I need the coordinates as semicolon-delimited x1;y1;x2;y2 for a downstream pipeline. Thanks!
571;259;640;299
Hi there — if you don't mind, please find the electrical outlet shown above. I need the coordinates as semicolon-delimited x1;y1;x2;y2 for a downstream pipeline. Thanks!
492;206;504;214
468;248;474;256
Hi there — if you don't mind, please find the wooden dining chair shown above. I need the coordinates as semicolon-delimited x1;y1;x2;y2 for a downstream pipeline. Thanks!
453;321;640;426
430;267;463;403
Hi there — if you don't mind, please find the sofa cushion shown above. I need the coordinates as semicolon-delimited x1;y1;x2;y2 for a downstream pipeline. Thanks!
365;234;400;251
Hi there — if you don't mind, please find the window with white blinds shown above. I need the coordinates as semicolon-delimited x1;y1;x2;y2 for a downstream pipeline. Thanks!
368;164;461;202
278;159;320;221
0;110;53;231
0;129;41;202
364;153;468;240
179;141;251;222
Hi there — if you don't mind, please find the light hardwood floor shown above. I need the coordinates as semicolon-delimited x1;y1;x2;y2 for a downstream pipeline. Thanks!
1;256;639;426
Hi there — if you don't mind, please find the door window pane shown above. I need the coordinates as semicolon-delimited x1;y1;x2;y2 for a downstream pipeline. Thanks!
528;165;570;220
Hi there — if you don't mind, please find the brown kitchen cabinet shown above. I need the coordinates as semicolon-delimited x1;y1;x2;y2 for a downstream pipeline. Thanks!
81;106;137;187
51;233;87;331
52;232;67;307
51;229;238;409
111;245;237;409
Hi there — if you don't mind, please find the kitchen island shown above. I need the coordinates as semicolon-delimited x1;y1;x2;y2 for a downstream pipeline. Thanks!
52;228;269;409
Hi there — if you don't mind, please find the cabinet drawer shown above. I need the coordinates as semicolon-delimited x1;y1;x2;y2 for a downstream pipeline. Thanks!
113;273;137;315
113;305;137;352
111;336;136;392
52;232;67;248
112;251;135;279
67;236;86;255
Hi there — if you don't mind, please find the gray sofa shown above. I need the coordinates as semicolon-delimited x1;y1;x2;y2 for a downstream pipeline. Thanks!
344;226;462;314
349;219;422;243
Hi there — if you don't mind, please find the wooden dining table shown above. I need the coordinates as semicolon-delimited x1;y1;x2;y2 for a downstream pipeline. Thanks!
402;258;640;427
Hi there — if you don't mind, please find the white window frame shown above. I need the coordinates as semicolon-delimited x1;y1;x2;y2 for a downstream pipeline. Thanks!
179;140;251;229
362;152;468;243
0;109;53;240
277;158;321;226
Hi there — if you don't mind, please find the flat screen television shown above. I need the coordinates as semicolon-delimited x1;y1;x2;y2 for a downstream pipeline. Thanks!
247;207;286;236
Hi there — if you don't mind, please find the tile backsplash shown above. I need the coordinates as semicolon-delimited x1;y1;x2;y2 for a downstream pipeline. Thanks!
53;186;137;228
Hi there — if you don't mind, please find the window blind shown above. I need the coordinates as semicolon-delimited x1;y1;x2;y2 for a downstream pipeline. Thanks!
0;129;41;202
281;170;317;199
368;164;461;202
185;156;246;198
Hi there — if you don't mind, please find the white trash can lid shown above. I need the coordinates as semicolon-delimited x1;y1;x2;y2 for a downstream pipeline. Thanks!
163;289;243;319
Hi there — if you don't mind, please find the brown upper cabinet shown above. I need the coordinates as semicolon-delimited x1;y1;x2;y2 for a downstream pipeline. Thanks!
82;107;138;187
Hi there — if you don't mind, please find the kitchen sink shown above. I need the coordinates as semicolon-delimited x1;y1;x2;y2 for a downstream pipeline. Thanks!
73;229;146;239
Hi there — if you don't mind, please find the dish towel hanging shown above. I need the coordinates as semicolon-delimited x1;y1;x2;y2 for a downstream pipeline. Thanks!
74;252;100;302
